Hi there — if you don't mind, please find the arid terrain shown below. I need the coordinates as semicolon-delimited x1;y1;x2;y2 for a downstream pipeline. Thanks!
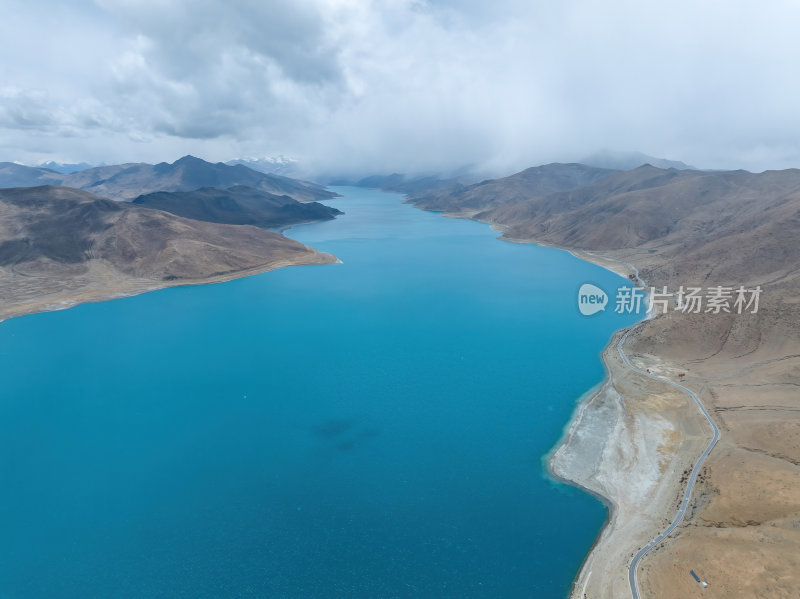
0;184;337;321
403;163;800;597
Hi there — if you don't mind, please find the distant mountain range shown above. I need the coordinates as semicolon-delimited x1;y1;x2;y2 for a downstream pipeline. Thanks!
347;173;482;196
579;149;696;171
0;162;65;188
38;161;100;174
0;155;335;203
225;156;301;177
348;152;693;197
402;163;618;213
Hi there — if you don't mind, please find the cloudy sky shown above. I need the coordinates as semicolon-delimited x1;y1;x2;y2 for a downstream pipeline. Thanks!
2;0;800;175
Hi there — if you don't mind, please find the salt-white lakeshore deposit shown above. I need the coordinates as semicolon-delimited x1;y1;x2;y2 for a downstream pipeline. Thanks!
551;326;711;599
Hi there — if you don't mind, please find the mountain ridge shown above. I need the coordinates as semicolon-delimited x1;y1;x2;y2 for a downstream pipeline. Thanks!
580;149;697;171
0;155;336;203
405;163;620;213
132;186;342;230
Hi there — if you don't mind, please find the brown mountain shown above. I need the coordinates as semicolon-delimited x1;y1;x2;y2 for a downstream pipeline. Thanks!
0;162;63;187
475;165;800;286
132;186;342;230
0;156;336;203
0;186;336;320
405;163;618;213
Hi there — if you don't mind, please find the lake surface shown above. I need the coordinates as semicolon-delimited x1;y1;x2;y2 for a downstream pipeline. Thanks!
0;187;642;598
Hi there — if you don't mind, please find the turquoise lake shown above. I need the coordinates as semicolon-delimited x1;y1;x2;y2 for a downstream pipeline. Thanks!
0;187;642;598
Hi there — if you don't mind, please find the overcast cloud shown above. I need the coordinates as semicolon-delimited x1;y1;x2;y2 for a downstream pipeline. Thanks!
2;0;800;174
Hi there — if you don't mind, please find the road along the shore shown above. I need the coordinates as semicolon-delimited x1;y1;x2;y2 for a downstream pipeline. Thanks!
615;327;721;599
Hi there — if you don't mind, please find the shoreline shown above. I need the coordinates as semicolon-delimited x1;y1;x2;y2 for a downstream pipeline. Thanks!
544;380;617;589
0;248;338;323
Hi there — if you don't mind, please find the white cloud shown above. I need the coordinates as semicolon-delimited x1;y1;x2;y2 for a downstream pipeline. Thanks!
2;0;800;173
